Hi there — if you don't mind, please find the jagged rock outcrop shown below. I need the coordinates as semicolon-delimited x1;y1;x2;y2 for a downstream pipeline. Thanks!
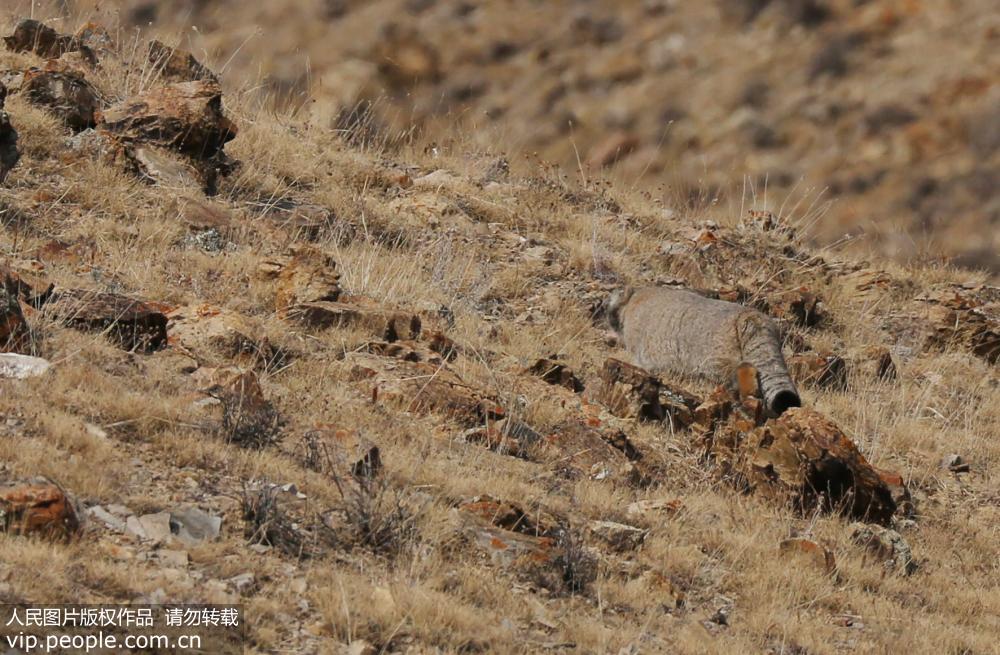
43;288;169;352
147;40;219;83
3;18;94;62
96;80;237;159
712;408;898;524
0;478;80;540
20;66;102;130
0;83;19;182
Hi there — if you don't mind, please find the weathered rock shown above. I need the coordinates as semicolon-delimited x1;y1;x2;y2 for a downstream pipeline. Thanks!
170;506;222;545
0;478;80;539
527;357;584;392
459;496;553;536
780;537;836;572
0;278;31;353
127;145;204;189
589;520;647;551
357;356;504;427
851;523;916;574
916;285;999;364
20;67;102;131
539;420;652;486
137;511;172;543
591;358;700;429
288;302;423;342
940;453;969;473
766;287;824;327
261;247;342;312
43;288;169;352
167;304;277;368
300;426;381;479
3;19;93;60
205;369;283;448
96;80;237;159
788;351;848;390
850;345;897;381
0;83;18;182
718;408;897;524
147;40;218;83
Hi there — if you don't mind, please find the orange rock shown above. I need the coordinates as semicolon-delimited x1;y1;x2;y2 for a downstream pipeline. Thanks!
97;80;237;159
147;40;218;84
591;358;700;429
0;479;80;540
739;408;897;524
44;288;168;352
527;357;584;392
21;67;101;131
788;351;848;390
272;247;342;313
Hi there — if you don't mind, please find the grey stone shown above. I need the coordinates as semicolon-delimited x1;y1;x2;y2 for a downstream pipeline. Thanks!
87;505;127;532
169;507;221;545
138;512;173;543
0;354;51;379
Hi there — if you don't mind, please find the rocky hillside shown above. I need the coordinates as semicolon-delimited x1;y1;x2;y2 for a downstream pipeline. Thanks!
50;0;1000;276
0;11;998;655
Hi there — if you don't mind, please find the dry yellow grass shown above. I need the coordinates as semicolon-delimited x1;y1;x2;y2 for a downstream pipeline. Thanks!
0;8;997;655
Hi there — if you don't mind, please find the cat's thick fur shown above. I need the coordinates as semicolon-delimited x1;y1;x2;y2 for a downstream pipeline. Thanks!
606;286;801;415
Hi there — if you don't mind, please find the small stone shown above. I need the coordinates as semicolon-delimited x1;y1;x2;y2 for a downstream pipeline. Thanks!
227;572;255;593
155;549;189;568
169;507;222;545
851;523;917;575
86;505;127;532
589;520;647;552
138;512;173;543
940;453;969;473
0;354;51;379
